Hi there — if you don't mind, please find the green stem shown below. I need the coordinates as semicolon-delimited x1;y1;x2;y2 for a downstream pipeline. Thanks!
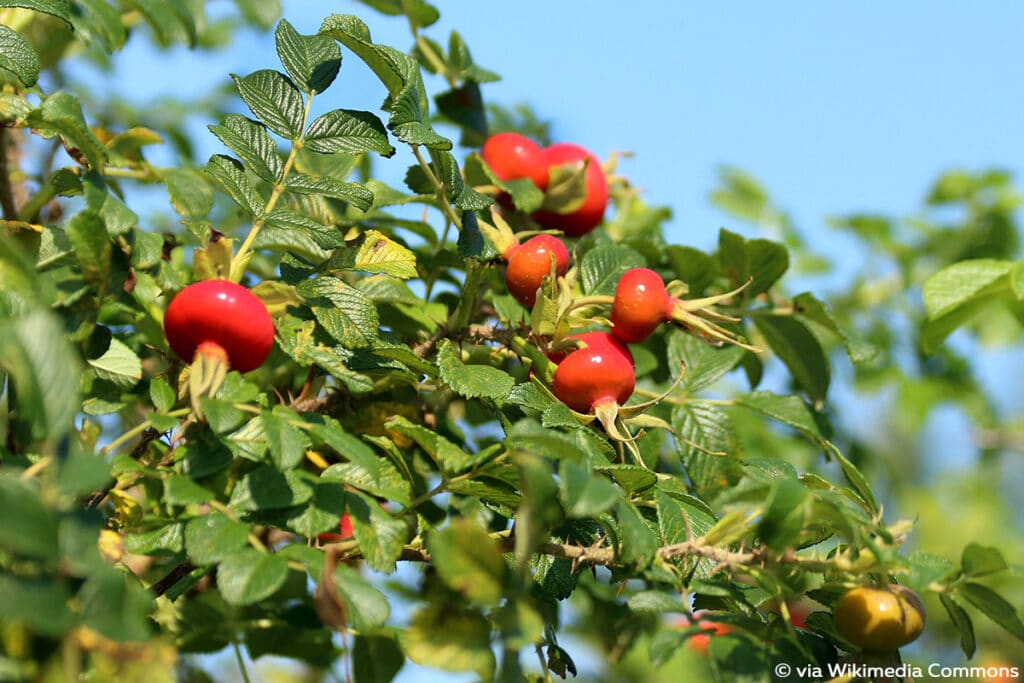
233;641;252;683
408;22;457;89
233;92;315;270
411;145;463;231
101;409;190;455
451;260;484;330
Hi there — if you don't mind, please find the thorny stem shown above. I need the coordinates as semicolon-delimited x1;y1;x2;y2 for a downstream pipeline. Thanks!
100;409;190;455
233;92;315;269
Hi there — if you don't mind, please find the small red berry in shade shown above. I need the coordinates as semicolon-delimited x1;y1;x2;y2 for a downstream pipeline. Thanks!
481;132;549;190
673;613;733;655
163;279;274;372
552;331;635;413
532;143;608;237
504;234;570;307
610;267;675;343
318;513;354;543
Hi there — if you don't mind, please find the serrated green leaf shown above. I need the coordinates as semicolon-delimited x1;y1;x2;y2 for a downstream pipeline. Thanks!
122;0;196;47
960;582;1024;640
752;313;830;407
285;171;374;211
1010;260;1024;299
0;0;71;24
27;92;107;171
734;391;823;445
315;422;412;504
204;154;265;216
229;466;314;512
579;243;646;296
758;478;808;550
163;475;213;506
185;513;250;565
403;605;495;679
66;209;111;288
593;464;657;493
305;108;394;156
616;500;658;568
436;338;515;402
0;310;80;444
0;25;40;86
71;0;126;52
124;521;184;555
331;563;390;631
218;548;289;606
327;229;417;279
161;167;213;219
275;18;341;94
284;480;346;538
961;543;1009;578
921;259;1014;353
559;461;619;518
296;276;379;348
209;114;283;183
656;488;716;547
792;291;878;364
381;415;480;477
348;491;406;573
940;594;976;658
87;337;141;389
427;518;506;604
260;411;310;470
231;69;305;140
667;333;744;393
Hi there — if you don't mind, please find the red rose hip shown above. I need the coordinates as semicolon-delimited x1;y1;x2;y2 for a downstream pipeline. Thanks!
504;234;570;307
164;279;275;372
481;132;549;190
532;143;608;237
610;268;674;343
552;331;635;413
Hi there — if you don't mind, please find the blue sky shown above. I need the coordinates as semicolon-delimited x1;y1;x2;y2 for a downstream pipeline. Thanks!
67;2;1024;680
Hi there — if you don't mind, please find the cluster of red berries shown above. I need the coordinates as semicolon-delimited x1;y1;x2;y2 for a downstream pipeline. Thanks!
480;132;712;421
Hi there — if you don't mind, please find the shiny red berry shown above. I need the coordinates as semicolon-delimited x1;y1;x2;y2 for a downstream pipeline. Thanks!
504;234;570;307
552;331;635;412
481;132;549;190
610;268;674;343
164;279;274;372
532;143;608;237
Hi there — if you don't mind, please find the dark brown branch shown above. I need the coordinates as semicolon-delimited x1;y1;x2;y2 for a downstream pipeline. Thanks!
0;128;20;220
152;561;197;597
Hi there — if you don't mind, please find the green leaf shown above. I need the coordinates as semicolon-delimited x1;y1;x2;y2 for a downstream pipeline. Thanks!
383;416;480;477
752;313;830;407
87;337;141;389
615;500;659;568
315;421;412;504
0;0;71;24
667;333;745;393
940;594;976;659
579;243;646;296
150;378;176;413
1011;260;1024;300
231;69;305;140
79;567;153;641
229;466;314;513
162;168;214;219
260;411;310;470
403;605;495;679
758;478;808;550
962;543;1009;578
285;171;374;211
122;0;196;47
0;310;80;444
353;636;404;683
296;276;379;348
559;461;619;518
792;292;878;364
656;488;716;546
734;391;824;445
163;475;213;506
0;477;59;562
124;521;185;556
832;448;879;514
208;114;283;183
0;574;74;637
670;401;736;499
959;582;1024;640
348;492;406;573
204;154;265;217
717;228;789;296
436;338;515;402
427;518;507;605
27;92;107;171
275;18;341;94
331;563;390;631
218;548;290;606
921;259;1014;353
66;209;111;288
327;229;417;279
70;0;126;52
0;25;40;86
666;245;716;294
284;480;346;538
185;513;251;565
305;109;394;156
